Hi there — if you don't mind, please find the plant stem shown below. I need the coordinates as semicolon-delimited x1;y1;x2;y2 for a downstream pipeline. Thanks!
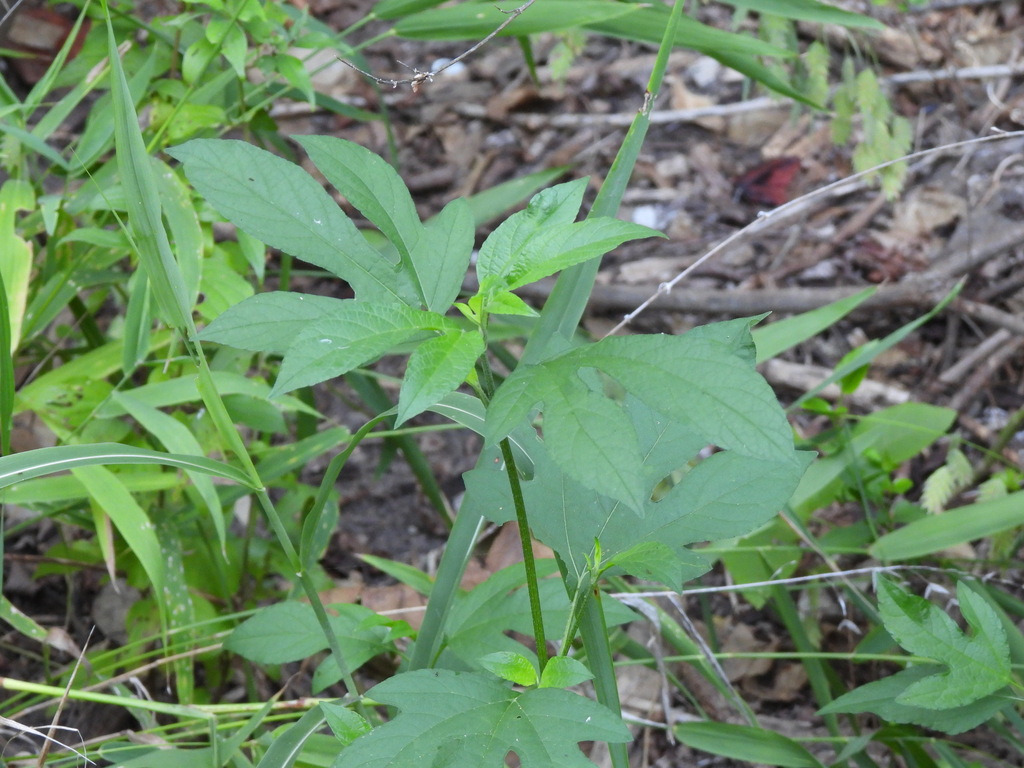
476;323;549;670
499;437;549;670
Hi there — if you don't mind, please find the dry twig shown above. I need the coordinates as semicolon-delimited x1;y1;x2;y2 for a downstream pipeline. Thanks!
603;130;1024;336
339;0;537;92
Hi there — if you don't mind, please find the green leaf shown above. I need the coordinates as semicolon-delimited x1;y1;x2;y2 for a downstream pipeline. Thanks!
0;443;256;491
333;669;631;768
485;290;539;317
465;166;569;227
477;178;588;284
208;18;248;76
790;402;955;517
674;721;825;768
397;330;484;426
487;363;648;512
226;602;332;663
479;651;538;686
463;431;809;591
496;217;663;293
273;54;314;105
0;594;48;642
870;489;1024;560
724;0;881;28
790;283;961;409
167;139;409;304
819;666;1009;735
538;656;593;689
198;292;347;355
752;287;877;363
410;197;474;313
108;17;193;332
0;179;34;356
270;301;454;395
485;319;802;511
321;702;371;747
151;158;203;306
113;392;227;552
182;37;216;85
296;135;423;263
225;602;395;691
357;554;434;596
586;6;790;58
72;465;165;602
374;0;446;20
255;705;329;768
394;0;640;39
876;578;1011;709
611;541;688;587
94;371;315;419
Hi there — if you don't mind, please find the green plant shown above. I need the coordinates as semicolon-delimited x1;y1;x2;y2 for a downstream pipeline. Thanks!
821;577;1018;734
157;123;808;760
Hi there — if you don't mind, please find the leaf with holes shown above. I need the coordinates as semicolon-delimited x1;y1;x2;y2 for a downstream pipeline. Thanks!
484;318;804;514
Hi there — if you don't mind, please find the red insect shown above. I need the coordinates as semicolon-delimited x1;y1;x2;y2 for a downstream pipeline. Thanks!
733;156;801;208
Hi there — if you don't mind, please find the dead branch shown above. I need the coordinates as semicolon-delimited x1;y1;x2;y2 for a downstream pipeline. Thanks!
339;0;537;92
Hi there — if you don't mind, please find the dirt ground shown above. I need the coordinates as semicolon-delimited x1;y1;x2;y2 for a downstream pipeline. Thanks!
3;0;1024;765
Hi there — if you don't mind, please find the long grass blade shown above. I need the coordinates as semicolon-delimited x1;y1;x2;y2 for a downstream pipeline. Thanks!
104;3;194;334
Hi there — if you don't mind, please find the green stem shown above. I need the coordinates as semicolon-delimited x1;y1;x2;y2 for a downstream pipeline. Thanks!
477;320;549;670
498;437;548;670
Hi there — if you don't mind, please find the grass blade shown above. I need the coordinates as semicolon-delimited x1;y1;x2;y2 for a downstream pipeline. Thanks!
0;443;257;489
104;4;193;333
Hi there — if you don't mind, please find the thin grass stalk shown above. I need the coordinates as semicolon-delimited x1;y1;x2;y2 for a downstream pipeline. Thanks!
768;586;844;737
522;0;687;365
23;0;94;116
0;268;13;455
408;505;486;669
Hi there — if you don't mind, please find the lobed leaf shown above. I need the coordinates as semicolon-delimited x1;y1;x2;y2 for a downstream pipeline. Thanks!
876;578;1010;710
819;666;1009;735
485;319;804;512
334;669;630;768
